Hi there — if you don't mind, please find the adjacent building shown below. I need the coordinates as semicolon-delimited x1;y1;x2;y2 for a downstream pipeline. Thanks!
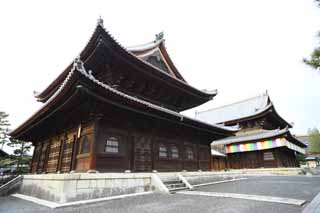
10;19;235;173
196;92;307;169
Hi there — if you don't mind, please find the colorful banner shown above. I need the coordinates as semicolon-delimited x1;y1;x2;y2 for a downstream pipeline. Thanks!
226;138;305;154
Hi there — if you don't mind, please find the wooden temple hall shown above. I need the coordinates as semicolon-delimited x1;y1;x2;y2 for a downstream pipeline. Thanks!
10;19;236;173
196;93;307;170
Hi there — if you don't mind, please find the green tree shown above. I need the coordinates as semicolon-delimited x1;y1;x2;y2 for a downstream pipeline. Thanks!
303;47;320;70
304;0;320;70
7;139;32;173
0;111;10;150
308;128;320;153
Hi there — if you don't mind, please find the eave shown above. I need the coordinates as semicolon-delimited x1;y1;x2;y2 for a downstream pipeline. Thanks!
35;22;216;109
212;128;306;148
222;104;292;129
11;59;233;141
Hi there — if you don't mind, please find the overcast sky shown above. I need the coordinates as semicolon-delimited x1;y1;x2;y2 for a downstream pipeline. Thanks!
1;1;320;153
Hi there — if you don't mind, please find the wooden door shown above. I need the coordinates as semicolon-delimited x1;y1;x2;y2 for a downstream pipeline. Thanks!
133;136;152;172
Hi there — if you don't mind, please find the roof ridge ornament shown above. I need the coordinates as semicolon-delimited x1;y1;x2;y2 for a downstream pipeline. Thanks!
155;31;164;42
73;56;86;73
97;16;104;28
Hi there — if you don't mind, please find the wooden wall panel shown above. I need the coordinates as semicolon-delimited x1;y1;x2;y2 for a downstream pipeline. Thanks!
37;142;49;173
31;144;41;173
46;138;61;173
226;147;300;169
76;155;90;172
60;133;76;173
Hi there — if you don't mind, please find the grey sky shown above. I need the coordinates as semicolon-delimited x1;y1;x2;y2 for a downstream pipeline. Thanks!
0;1;319;154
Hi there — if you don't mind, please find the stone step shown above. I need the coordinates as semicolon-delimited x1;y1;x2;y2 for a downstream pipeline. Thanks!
169;186;189;193
163;180;182;185
165;183;186;189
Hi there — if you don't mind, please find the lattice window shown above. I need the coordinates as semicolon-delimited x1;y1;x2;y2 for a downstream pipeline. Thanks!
105;137;119;153
186;147;194;160
159;144;168;158
171;145;179;159
264;152;275;161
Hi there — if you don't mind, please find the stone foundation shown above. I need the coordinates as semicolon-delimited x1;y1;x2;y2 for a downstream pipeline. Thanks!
20;173;152;203
18;168;304;204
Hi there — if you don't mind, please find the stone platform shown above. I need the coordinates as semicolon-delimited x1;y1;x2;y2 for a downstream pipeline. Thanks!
15;168;304;206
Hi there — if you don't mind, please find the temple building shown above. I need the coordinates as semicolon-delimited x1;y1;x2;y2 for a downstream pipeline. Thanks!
195;92;306;170
9;19;235;173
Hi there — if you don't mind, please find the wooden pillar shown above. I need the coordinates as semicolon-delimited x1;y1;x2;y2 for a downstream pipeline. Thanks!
182;142;185;171
150;126;157;172
130;136;135;171
43;140;51;173
57;137;65;173
29;143;37;173
89;114;103;172
70;136;79;172
89;129;97;171
197;143;200;170
36;142;43;173
151;138;155;171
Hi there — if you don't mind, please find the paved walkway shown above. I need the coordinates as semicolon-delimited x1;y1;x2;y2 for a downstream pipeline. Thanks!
0;175;319;213
303;192;320;213
178;190;306;206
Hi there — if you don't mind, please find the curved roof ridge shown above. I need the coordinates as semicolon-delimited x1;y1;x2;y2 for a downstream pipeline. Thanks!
11;57;234;138
36;20;217;103
126;39;163;52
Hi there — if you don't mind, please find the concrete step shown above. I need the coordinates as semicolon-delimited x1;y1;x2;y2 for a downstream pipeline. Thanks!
163;180;181;185
165;183;186;189
169;186;189;193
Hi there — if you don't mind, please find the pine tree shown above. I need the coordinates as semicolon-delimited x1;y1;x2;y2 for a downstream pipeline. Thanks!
7;139;31;173
304;1;320;70
308;128;320;154
303;47;320;70
0;111;10;150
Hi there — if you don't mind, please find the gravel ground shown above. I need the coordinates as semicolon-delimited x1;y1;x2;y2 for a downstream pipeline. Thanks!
0;175;319;213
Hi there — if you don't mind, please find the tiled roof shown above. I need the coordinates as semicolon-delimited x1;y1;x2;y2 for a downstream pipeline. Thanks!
10;57;235;138
35;20;216;103
211;128;289;146
196;93;270;124
73;59;234;133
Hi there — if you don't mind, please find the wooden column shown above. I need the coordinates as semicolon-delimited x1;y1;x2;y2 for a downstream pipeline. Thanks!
150;126;156;171
36;142;43;173
89;114;103;172
57;137;65;173
43;140;51;173
29;144;37;173
130;136;135;171
197;143;200;170
69;135;77;172
70;135;79;172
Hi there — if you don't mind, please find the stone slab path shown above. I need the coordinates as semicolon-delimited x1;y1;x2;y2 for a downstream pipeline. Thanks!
177;190;306;206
